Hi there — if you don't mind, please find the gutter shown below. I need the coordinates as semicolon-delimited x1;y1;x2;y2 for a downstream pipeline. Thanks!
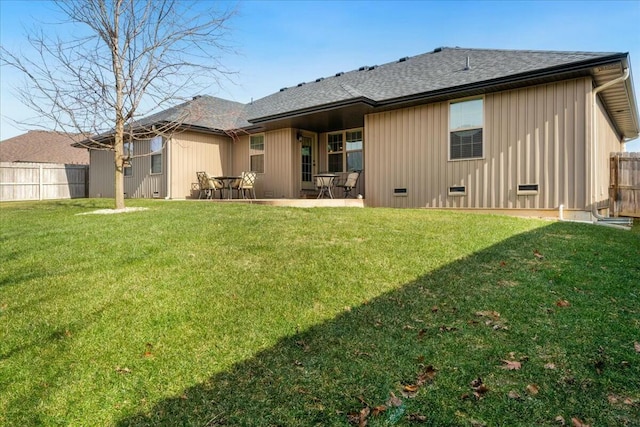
590;63;633;227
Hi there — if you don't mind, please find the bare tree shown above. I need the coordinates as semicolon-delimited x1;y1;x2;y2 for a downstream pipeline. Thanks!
1;0;237;209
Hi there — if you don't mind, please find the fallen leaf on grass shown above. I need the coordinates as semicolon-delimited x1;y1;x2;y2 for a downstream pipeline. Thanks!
470;377;489;399
571;417;590;427
431;305;439;313
347;406;371;426
608;394;636;406
544;363;557;370
501;360;522;370
371;405;387;416
115;366;131;374
417;365;437;385
295;340;310;352
534;249;544;259
475;310;501;320
556;300;570;307
526;384;539;395
407;413;427;422
143;342;154;358
508;390;521;399
555;415;566;425
387;392;403;407
401;384;419;398
439;325;458;332
634;342;640;353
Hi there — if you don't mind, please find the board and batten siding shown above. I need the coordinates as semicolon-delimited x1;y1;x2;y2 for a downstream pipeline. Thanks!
234;129;296;198
170;131;232;199
89;139;166;198
365;78;596;210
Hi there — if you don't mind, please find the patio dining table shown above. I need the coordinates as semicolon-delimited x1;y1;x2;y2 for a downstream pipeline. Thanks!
214;175;241;199
314;173;337;199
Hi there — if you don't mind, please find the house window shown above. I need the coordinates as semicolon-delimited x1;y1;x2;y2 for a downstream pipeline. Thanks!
150;136;162;174
327;133;343;172
250;135;264;173
327;129;363;172
124;141;133;177
449;98;483;160
346;130;363;171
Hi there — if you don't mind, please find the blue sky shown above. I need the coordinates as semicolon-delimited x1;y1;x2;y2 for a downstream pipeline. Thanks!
1;0;639;149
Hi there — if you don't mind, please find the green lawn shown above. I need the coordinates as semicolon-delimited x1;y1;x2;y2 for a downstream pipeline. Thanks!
1;199;638;426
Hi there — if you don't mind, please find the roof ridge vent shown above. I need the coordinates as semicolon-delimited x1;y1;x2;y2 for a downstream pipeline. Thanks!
368;65;377;71
297;82;305;87
315;77;325;82
433;47;444;53
192;95;202;100
398;56;409;62
279;87;287;92
335;72;344;77
358;66;367;71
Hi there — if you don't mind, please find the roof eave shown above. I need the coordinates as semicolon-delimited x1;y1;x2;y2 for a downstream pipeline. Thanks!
247;97;377;124
72;120;264;148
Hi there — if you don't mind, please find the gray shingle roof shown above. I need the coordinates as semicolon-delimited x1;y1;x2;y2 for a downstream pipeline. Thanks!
136;95;250;130
79;47;633;143
246;47;622;121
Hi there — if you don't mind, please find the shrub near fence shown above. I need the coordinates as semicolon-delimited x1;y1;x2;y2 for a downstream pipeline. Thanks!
0;162;88;201
609;152;640;218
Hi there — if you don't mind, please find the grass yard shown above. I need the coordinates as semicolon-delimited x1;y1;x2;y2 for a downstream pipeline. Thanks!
1;199;639;426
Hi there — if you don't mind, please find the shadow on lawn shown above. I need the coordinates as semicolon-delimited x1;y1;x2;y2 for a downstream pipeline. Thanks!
117;222;639;427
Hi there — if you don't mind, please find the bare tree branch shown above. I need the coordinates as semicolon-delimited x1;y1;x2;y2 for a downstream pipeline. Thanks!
1;0;238;209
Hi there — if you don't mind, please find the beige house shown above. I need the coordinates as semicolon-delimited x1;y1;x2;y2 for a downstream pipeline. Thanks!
80;47;639;219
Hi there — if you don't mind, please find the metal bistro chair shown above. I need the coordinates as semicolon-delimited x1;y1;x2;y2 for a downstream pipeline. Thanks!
336;170;361;198
196;171;224;199
238;171;257;199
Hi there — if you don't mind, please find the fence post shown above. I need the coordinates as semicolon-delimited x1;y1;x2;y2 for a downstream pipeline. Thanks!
39;164;43;201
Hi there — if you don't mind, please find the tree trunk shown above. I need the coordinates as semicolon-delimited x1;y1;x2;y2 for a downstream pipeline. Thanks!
113;127;126;210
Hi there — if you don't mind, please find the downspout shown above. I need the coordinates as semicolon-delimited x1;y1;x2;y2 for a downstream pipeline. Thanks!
165;136;172;200
591;66;630;222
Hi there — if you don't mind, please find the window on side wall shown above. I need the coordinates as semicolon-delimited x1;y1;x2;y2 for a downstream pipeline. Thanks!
327;133;343;173
449;98;483;160
345;130;363;171
150;136;162;174
124;141;133;177
327;128;363;173
250;135;264;173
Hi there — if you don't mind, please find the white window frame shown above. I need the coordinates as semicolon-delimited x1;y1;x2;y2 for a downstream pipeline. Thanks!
249;134;265;173
123;141;133;177
327;128;363;173
448;97;484;161
150;136;162;175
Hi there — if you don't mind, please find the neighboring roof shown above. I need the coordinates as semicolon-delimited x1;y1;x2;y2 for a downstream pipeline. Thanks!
0;130;89;164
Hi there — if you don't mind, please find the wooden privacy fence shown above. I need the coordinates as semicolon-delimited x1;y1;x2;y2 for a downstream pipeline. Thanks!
609;152;640;218
0;162;88;202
